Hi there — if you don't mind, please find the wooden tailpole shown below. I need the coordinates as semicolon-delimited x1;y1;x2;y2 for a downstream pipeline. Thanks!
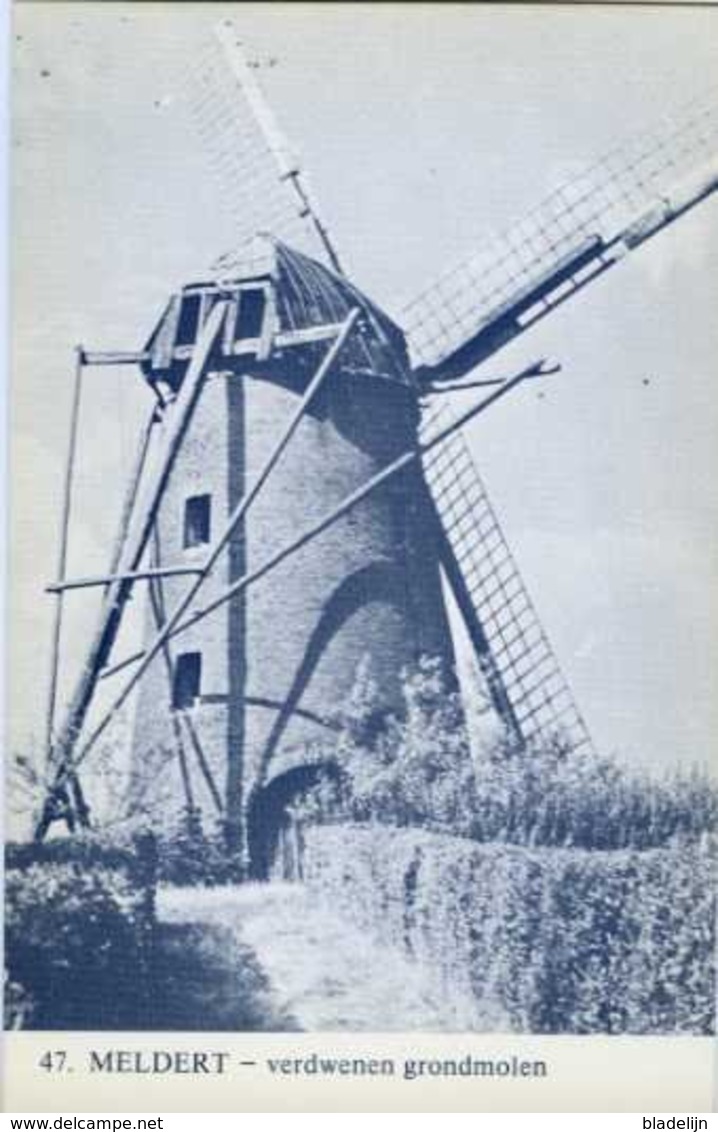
35;302;228;840
68;308;360;781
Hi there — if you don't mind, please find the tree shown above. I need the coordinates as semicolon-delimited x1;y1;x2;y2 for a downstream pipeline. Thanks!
295;654;478;834
294;653;718;850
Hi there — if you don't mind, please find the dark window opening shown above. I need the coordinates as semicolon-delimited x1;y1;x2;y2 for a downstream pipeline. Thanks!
175;294;202;347
183;493;211;548
172;652;201;710
236;289;266;340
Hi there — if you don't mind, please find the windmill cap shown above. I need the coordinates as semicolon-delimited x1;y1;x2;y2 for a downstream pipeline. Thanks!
212;234;408;365
143;234;413;387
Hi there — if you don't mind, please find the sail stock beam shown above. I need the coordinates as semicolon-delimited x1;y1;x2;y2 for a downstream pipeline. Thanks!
431;505;524;746
416;237;607;386
213;21;344;276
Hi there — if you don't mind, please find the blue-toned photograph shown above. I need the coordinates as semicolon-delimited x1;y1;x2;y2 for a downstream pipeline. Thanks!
6;3;717;1035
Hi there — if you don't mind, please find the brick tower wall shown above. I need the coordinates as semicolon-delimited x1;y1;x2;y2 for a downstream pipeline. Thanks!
131;350;456;858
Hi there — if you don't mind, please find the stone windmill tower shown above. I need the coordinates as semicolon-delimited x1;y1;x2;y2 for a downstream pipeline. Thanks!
133;237;459;875
39;24;718;877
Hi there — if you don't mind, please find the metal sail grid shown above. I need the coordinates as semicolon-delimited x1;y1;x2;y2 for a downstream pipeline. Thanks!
403;91;718;372
184;29;335;273
421;399;594;755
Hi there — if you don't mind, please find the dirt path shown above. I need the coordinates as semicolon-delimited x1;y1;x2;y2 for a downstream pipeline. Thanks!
147;917;300;1031
157;882;457;1030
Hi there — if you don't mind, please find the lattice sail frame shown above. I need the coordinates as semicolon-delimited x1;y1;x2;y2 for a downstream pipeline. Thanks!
421;399;594;756
403;91;718;378
185;22;341;276
177;29;717;758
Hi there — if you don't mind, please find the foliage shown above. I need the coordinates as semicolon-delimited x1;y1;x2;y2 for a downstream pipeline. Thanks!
469;734;718;850
5;831;150;875
7;722;176;841
304;823;716;1034
5;856;154;1029
152;812;243;886
295;654;718;851
4;971;33;1030
294;655;477;833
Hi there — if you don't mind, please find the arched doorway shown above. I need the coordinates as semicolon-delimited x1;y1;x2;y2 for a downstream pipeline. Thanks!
246;762;336;881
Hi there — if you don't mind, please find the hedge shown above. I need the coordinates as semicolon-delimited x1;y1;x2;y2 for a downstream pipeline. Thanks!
5;836;157;1029
5;833;156;885
303;824;715;1034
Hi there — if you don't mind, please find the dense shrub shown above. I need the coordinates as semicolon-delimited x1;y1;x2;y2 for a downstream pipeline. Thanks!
3;836;274;1030
294;656;478;833
153;815;243;886
5;841;155;1029
469;740;717;850
295;655;718;850
5;833;151;877
304;823;716;1034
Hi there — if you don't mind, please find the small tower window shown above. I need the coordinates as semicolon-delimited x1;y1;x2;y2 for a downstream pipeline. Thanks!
172;652;201;710
175;294;202;347
236;289;266;340
183;494;211;548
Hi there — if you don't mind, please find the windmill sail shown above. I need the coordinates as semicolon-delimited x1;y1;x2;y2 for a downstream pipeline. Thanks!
142;26;715;762
185;21;342;276
403;92;718;384
421;398;594;756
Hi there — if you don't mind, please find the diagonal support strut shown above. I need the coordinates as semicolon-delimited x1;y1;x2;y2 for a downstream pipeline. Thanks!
41;308;361;819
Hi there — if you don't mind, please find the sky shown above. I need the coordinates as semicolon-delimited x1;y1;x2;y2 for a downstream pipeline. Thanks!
10;2;718;785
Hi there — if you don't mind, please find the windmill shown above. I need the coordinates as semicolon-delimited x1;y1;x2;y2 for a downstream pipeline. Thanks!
37;21;718;876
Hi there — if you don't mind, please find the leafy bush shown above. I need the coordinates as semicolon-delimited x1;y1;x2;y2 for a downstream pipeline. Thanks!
8;719;182;850
296;655;718;850
294;655;477;833
4;971;33;1030
469;737;717;850
5;854;154;1029
153;813;243;886
304;823;716;1034
5;832;151;876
